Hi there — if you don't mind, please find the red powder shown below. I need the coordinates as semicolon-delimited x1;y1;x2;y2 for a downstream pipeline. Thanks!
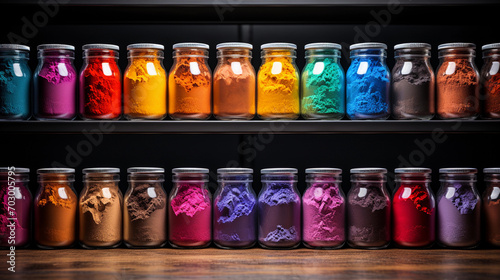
484;73;500;117
392;184;435;247
79;56;121;119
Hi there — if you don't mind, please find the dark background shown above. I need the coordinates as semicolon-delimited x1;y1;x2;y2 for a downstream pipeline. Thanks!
1;2;500;197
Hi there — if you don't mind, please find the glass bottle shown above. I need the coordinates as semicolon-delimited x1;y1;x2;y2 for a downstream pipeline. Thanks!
391;43;435;120
169;168;212;248
34;168;77;249
257;43;300;120
392;167;435;248
0;167;31;248
123;167;167;248
258;168;301;249
436;168;480;248
168;43;212;120
79;167;122;249
482;168;500;247
79;44;122;120
213;42;256;120
346;43;390;120
480;43;500;119
213;168;256;249
34;44;77;120
436;43;479;119
0;44;31;120
302;168;345;249
301;43;345;119
346;168;391;249
123;43;167;120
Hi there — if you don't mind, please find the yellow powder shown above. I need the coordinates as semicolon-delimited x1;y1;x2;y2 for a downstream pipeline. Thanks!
124;56;167;118
257;52;300;118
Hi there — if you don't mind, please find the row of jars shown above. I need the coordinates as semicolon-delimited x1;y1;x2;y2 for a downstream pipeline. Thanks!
1;42;499;121
1;166;499;249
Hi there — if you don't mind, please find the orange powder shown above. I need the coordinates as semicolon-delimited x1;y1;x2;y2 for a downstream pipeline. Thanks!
168;49;211;119
257;50;300;119
213;55;255;119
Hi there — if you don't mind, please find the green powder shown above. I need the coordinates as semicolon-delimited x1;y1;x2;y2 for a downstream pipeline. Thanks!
301;57;345;119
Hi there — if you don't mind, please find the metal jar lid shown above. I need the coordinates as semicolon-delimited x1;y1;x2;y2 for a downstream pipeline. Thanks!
127;43;164;50
438;43;475;50
394;43;431;50
305;168;342;174
261;43;297;49
350;42;387;50
172;42;209;49
304;43;341;50
350;167;387;174
216;42;252;49
83;44;119;51
37;44;75;51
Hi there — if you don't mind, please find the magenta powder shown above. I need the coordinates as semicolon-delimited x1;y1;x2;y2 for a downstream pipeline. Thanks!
302;183;345;248
168;183;211;247
0;181;31;248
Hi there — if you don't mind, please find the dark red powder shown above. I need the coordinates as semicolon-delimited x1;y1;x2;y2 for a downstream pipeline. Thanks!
392;184;435;247
79;55;121;119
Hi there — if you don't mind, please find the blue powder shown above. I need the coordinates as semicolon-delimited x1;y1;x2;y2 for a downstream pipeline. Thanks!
0;59;30;119
216;184;256;223
451;183;478;215
260;182;300;206
264;225;297;242
346;56;390;119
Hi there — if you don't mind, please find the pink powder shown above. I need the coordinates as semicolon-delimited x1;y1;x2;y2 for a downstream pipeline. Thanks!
168;184;211;247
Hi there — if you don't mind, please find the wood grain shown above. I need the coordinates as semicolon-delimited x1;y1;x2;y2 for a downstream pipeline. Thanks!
0;248;499;279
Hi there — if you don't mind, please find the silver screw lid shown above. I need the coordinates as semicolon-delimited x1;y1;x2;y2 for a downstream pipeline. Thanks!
172;42;209;49
216;42;252;49
37;44;75;51
83;44;119;51
394;43;431;50
127;43;164;50
261;43;297;49
350;42;387;50
438;43;475;50
304;43;341;50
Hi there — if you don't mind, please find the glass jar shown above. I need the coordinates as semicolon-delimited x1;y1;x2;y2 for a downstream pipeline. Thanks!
0;44;31;120
169;168;212;248
436;168;480;248
257;43;300;120
301;43;345;120
79;44;122;120
258;168;301;249
482;168;500;247
392;168;435;248
302;168;345;249
168;43;212;120
436;43;480;119
34;168;77;249
213;168;256;249
481;43;500;119
79;167;122;249
123;43;167;120
346;168;390;249
213;43;256;120
0;167;31;248
346;43;390;120
34;44;77;120
123;167;167;248
391;43;435;120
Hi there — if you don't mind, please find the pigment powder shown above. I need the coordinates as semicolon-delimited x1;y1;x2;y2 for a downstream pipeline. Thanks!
257;43;300;119
169;184;211;247
0;44;31;119
124;181;167;247
391;43;435;120
79;44;121;119
346;43;390;120
213;170;256;248
79;169;122;248
483;168;500;247
302;182;345;248
213;43;255;120
0;168;31;248
301;43;345;119
481;44;500;119
436;43;479;119
437;183;480;248
169;43;211;119
124;44;167;119
34;44;77;120
35;171;77;248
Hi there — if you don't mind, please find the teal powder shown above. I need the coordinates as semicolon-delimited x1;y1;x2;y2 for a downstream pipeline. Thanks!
301;58;345;116
0;59;30;118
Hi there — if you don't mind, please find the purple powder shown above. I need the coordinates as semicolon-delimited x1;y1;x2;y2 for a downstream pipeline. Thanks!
260;182;300;206
35;59;76;119
263;225;297;242
450;183;478;214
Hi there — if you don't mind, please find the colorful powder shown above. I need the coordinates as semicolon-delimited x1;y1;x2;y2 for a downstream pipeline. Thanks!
0;58;30;119
216;185;255;223
301;57;344;118
263;225;297;242
482;70;500;118
0;181;31;247
302;183;345;246
126;183;166;221
257;51;300;118
346;57;390;119
260;182;300;206
124;52;167;118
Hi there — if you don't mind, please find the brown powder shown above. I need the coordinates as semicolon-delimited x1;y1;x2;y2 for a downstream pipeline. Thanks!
35;183;77;248
437;58;479;119
79;182;122;248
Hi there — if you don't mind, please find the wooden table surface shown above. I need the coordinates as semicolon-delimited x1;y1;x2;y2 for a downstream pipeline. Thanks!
1;248;500;279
